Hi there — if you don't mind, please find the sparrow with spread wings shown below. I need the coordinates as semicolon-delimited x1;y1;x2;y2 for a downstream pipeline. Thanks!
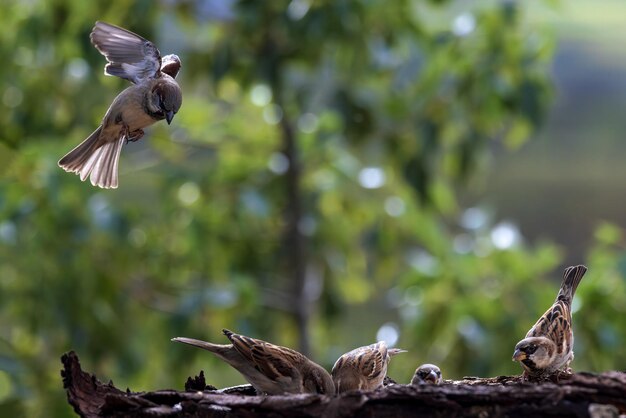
512;265;587;379
59;21;182;189
172;329;335;395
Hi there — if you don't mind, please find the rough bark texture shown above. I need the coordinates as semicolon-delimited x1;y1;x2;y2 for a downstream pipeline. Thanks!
62;351;626;418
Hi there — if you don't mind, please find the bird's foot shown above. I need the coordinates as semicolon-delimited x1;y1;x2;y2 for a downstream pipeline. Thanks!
521;371;551;383
126;129;144;144
124;127;144;144
549;369;573;384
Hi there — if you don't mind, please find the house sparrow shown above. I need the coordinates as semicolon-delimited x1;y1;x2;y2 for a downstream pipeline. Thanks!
58;21;182;188
331;341;406;393
172;329;335;395
410;364;442;385
512;265;587;378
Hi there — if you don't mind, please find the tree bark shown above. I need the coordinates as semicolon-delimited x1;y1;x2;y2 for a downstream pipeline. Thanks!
62;351;626;418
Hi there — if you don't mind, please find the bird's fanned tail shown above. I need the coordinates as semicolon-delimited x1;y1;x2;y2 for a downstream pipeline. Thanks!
557;265;587;302
58;127;125;189
58;126;102;172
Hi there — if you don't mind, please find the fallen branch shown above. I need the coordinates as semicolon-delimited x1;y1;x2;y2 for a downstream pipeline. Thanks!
61;351;626;417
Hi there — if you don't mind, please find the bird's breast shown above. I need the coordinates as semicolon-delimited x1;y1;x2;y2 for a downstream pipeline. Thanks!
104;85;160;132
123;105;159;131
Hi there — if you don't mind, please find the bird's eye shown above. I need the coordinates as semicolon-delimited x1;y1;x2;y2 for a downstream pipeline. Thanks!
527;345;537;354
436;371;441;376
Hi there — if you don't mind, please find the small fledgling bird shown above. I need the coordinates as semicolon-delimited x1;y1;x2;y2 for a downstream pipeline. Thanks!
172;329;335;395
59;21;182;188
331;341;406;393
410;364;442;385
512;265;587;379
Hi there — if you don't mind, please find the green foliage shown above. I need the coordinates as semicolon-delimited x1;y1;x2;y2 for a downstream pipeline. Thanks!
575;223;626;372
1;1;620;417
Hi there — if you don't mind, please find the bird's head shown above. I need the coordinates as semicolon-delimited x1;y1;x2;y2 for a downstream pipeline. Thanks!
413;364;442;385
512;336;556;371
150;80;182;124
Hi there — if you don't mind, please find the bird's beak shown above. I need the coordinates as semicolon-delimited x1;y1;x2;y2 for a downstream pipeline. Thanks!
512;349;527;362
426;371;439;384
166;111;175;125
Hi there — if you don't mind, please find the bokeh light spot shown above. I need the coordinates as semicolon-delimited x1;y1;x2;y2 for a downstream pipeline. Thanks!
376;322;400;347
358;167;385;189
384;196;405;217
66;58;89;80
250;84;272;106
3;86;23;108
268;152;289;174
452;12;476;37
0;222;16;245
406;249;439;276
490;221;520;249
178;182;200;206
263;104;283;125
287;0;310;20
460;207;487;230
297;113;318;133
453;233;474;254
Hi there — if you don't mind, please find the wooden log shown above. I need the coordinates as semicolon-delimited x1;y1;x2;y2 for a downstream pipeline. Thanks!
61;351;626;418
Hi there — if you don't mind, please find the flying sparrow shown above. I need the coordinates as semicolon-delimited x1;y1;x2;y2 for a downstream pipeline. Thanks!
331;341;406;393
172;329;335;395
512;265;587;379
410;363;442;385
59;21;182;188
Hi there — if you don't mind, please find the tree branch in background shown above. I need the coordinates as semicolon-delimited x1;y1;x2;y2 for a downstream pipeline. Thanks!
279;110;311;357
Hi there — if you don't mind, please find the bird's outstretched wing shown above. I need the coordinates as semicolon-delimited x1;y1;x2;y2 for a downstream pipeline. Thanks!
90;21;162;84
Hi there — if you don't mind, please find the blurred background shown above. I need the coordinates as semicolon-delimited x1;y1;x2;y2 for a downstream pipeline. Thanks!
1;0;626;416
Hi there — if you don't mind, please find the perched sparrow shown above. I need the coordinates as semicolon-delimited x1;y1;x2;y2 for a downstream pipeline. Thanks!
331;341;406;393
59;21;182;188
172;329;335;395
410;364;442;385
512;265;587;378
